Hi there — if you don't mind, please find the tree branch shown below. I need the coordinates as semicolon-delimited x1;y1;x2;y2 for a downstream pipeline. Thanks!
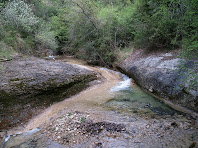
71;1;98;31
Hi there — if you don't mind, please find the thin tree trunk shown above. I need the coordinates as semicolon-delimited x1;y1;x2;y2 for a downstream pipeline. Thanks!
71;1;98;31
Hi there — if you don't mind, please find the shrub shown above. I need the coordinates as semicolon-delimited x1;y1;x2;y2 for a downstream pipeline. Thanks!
131;0;198;56
50;8;70;45
180;0;198;59
35;22;58;50
1;0;58;51
2;0;39;33
0;41;16;60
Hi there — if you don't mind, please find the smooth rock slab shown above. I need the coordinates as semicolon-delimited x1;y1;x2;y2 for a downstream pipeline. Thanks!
0;56;96;97
0;56;97;130
118;49;198;114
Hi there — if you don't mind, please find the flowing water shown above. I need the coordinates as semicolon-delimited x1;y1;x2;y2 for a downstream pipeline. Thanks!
96;67;180;118
1;58;198;148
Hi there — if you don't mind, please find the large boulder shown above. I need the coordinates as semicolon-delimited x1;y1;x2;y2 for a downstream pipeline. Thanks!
118;50;198;114
0;57;96;97
0;56;97;130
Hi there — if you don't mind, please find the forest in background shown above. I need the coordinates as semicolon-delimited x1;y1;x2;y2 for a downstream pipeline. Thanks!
0;0;197;66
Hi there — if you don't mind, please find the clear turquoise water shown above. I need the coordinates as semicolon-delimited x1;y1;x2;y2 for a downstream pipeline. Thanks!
105;72;182;117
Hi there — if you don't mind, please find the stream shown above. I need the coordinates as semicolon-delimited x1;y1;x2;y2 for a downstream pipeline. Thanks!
1;58;198;148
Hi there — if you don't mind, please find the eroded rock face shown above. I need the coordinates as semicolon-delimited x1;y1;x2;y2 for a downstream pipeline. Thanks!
118;50;198;113
0;56;97;130
0;57;96;97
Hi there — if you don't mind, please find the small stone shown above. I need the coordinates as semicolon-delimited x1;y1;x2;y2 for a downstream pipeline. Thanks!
171;122;177;128
100;126;104;130
122;128;126;131
70;115;74;119
95;142;102;147
146;124;150;129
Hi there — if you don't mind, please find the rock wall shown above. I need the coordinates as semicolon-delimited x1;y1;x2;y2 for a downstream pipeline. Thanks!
118;49;198;115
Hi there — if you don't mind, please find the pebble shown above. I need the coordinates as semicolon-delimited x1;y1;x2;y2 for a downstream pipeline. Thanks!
146;125;150;129
55;127;59;131
70;115;74;119
38;110;197;148
122;128;126;131
100;126;104;130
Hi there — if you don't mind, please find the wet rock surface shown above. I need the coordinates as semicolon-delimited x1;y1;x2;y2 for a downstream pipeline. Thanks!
0;56;97;130
117;49;198;113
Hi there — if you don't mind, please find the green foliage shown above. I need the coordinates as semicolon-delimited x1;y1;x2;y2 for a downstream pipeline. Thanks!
52;1;134;66
130;0;198;58
2;0;39;33
131;0;177;48
50;8;70;45
0;0;197;63
35;22;58;50
67;113;72;116
28;0;58;20
80;117;86;123
0;41;16;60
45;0;197;65
0;0;58;52
180;0;198;59
0;0;8;9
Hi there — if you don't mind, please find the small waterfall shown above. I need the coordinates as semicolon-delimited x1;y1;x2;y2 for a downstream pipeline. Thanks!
99;68;132;92
110;73;131;92
49;50;54;58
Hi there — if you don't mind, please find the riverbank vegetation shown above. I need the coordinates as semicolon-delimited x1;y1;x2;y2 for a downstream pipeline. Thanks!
0;0;197;65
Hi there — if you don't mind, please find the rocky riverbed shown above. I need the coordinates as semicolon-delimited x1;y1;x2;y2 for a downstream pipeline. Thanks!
0;56;198;148
2;109;198;148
